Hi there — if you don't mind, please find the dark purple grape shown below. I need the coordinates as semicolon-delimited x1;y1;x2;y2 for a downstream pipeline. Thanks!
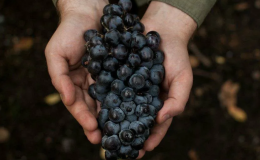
105;29;120;46
105;150;118;160
134;95;148;104
117;65;133;81
148;104;157;118
126;114;138;122
88;36;103;48
104;92;122;108
84;29;97;42
153;50;165;64
90;44;108;60
135;104;150;117
123;13;135;27
119;129;135;145
142;80;153;91
141;60;153;69
87;60;101;75
141;129;150;140
129;149;139;159
129;74;145;90
150;97;163;111
120;120;130;130
151;64;165;75
100;14;111;28
150;70;164;84
112;44;128;61
107;15;125;32
97;70;114;86
147;85;160;96
109;107;125;123
135;67;150;80
118;145;132;159
118;0;132;12
120;101;136;115
121;87;135;102
131;33;146;49
131;22;145;33
120;31;132;47
88;84;96;99
128;53;141;67
139;46;154;62
103;121;121;136
104;135;121;150
98;109;109;129
138;116;154;129
129;121;145;136
103;4;123;16
144;93;153;103
96;92;107;102
95;83;109;94
111;79;125;95
102;135;108;149
146;31;161;49
103;56;119;72
131;137;144;150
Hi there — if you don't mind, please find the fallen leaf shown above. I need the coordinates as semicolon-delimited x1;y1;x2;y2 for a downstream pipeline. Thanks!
219;80;247;122
13;37;34;52
0;127;10;143
235;2;249;11
44;93;61;105
188;149;199;160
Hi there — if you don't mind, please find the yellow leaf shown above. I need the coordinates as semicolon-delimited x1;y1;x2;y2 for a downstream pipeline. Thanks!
44;93;61;105
13;37;34;52
228;106;247;122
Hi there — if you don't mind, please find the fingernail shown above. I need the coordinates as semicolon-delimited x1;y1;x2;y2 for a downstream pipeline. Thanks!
162;114;170;122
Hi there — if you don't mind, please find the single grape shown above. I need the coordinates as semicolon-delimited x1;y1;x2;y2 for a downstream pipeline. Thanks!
104;92;122;108
150;97;163;111
129;74;145;90
94;83;110;94
151;64;165;75
140;60;153;69
120;120;130;130
147;85;160;96
141;129;150;140
119;129;135;145
148;104;158;118
105;150;118;160
103;56;119;72
87;60;101;75
150;70;164;84
88;36;103;48
125;114;138;122
120;31;132;47
96;92;107;102
97;70;114;86
118;145;132;159
129;121;145;136
131;33;146;49
103;4;123;16
135;67;150;80
120;101;136;115
109;107;125;123
105;29;120;46
100;14;111;28
117;64;133;81
144;93;153;103
135;104;150;117
138;116;154;129
98;109;109;129
103;121;121;136
139;46;154;61
153;50;165;64
107;15;125;32
112;44;128;61
118;0;132;12
102;135;108;149
84;29;97;42
134;95;148;104
131;21;145;33
131;137;144;150
128;53;141;67
121;87;135;102
123;13;135;27
104;135;121;151
129;149;139;159
88;84;96;99
146;31;161;49
142;80;153;91
90;44;108;60
111;79;125;95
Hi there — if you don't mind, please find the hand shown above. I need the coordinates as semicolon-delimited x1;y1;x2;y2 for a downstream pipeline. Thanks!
45;0;108;144
138;1;197;158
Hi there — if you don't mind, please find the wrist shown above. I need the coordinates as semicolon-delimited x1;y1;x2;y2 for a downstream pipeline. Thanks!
57;0;108;20
142;1;197;45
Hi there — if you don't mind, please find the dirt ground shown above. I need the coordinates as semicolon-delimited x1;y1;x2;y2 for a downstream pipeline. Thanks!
1;0;260;160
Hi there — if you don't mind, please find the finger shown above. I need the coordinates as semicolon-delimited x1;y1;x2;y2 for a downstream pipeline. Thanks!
143;118;172;151
84;129;102;144
65;86;98;132
157;71;193;124
137;149;146;159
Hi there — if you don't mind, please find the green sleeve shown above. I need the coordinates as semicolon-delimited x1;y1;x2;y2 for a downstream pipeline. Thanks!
150;0;216;27
52;0;58;7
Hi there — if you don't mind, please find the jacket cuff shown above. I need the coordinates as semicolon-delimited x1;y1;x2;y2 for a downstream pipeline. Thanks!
52;0;58;7
152;0;216;27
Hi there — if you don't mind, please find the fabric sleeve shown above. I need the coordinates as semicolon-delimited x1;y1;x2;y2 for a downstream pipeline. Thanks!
52;0;58;7
151;0;216;27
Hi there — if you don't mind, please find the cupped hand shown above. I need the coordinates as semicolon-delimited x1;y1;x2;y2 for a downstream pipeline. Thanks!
45;0;108;144
137;1;197;158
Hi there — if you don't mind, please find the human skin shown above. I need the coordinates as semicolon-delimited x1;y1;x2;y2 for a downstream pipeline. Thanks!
45;0;196;159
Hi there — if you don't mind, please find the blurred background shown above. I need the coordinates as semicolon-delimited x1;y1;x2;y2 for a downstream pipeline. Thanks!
1;0;260;160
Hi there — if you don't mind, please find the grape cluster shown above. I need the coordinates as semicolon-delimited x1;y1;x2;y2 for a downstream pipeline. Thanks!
81;0;165;159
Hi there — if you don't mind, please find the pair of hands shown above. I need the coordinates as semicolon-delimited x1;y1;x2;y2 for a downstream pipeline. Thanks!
45;0;196;158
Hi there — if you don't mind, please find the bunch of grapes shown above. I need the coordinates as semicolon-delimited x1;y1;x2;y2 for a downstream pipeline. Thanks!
81;0;165;159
